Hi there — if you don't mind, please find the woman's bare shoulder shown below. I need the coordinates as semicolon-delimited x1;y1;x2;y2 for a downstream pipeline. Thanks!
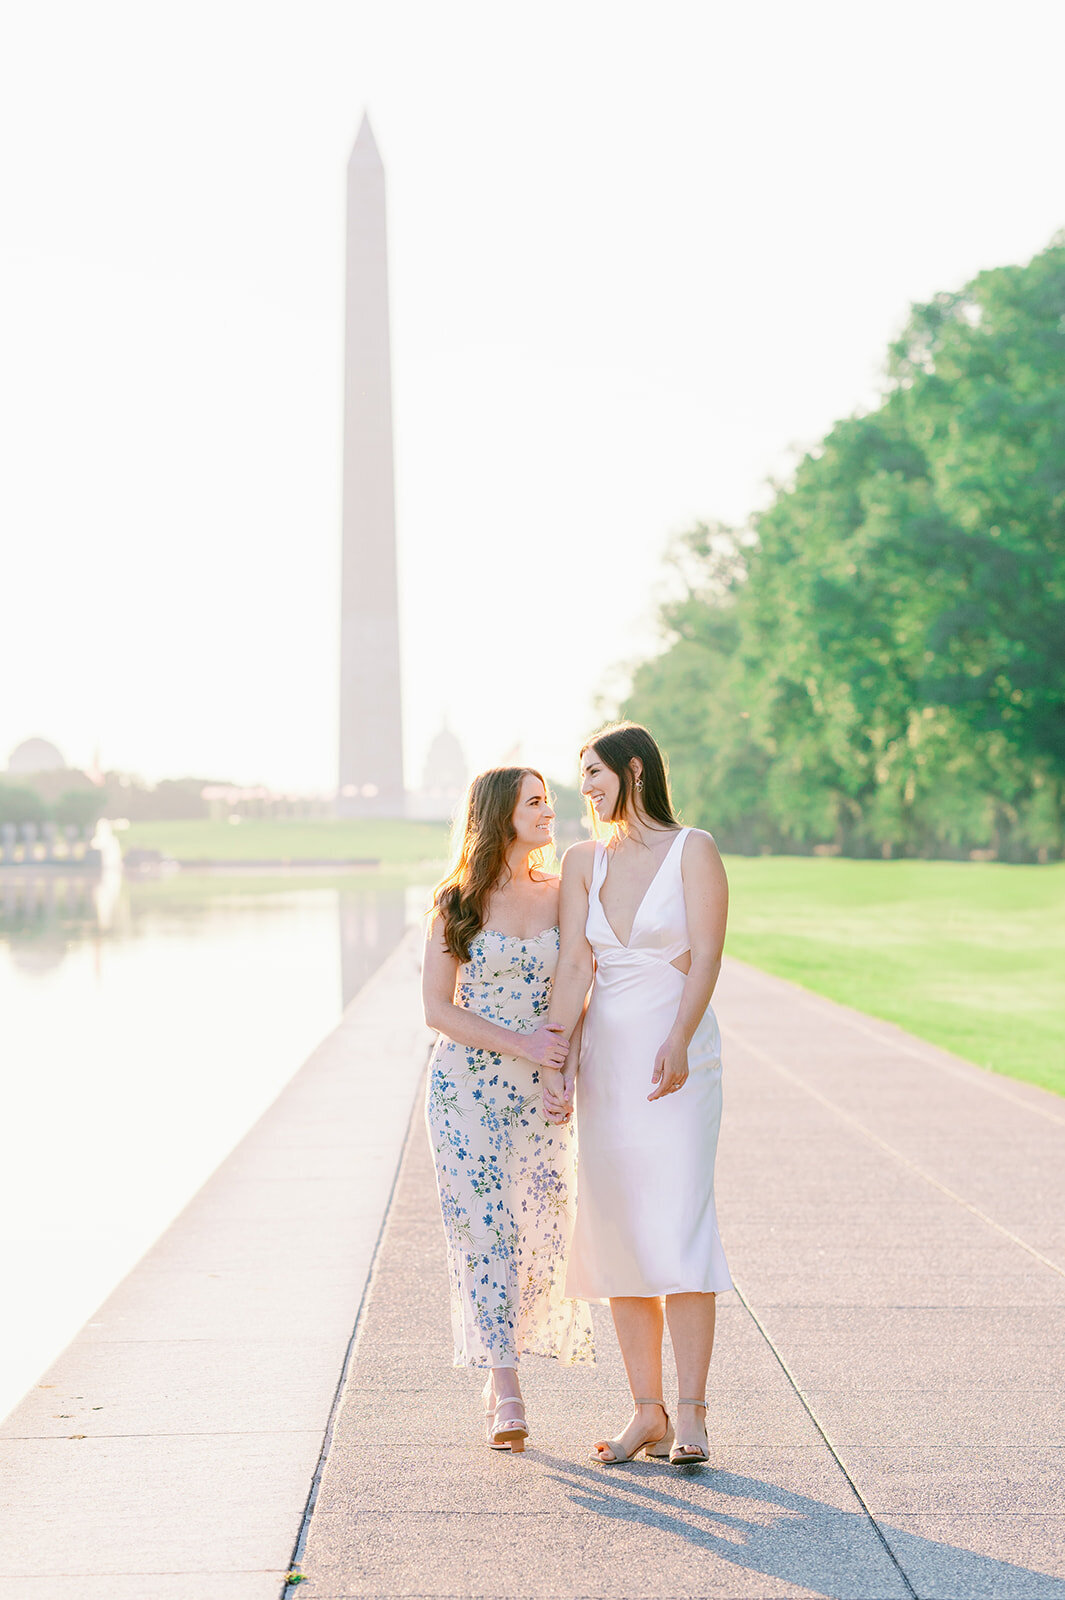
680;827;725;870
560;839;596;880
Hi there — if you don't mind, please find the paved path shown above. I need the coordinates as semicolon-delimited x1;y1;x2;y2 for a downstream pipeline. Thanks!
296;958;1065;1600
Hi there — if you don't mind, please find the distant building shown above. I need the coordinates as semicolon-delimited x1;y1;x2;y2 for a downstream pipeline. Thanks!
408;721;468;821
7;738;66;774
422;722;467;795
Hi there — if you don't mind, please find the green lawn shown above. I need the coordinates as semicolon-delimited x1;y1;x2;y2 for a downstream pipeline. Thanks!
120;817;451;867
723;857;1065;1097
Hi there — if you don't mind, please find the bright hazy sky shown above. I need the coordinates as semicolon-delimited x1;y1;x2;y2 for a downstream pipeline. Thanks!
2;1;1064;791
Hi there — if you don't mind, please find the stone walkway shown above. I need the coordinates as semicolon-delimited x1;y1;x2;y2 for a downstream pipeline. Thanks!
295;958;1065;1600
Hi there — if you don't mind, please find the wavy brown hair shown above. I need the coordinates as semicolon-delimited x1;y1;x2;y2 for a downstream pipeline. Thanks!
581;722;679;835
431;767;550;962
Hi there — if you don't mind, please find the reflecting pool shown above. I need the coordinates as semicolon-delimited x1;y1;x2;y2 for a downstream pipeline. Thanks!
0;868;425;1421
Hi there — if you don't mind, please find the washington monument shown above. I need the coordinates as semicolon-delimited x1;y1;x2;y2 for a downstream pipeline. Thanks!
338;115;405;816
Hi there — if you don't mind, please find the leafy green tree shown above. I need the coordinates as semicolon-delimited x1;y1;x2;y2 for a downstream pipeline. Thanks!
625;526;776;851
0;785;48;827
621;234;1065;861
891;245;1065;781
101;775;213;820
52;789;106;829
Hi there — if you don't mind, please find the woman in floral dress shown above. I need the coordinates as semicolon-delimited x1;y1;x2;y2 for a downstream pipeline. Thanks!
423;767;594;1451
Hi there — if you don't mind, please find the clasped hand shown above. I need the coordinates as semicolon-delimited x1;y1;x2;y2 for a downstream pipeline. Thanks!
541;1062;574;1125
538;1031;690;1121
525;1028;573;1124
523;1023;570;1070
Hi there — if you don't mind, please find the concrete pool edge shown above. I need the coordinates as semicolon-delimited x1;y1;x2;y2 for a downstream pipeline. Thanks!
0;924;431;1599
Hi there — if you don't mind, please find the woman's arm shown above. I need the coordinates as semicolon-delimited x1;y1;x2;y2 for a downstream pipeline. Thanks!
422;916;569;1068
542;843;596;1119
547;842;595;1035
561;996;589;1101
648;831;729;1102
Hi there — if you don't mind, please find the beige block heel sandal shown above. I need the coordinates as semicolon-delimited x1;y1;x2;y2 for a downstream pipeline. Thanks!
669;1398;709;1464
593;1399;674;1464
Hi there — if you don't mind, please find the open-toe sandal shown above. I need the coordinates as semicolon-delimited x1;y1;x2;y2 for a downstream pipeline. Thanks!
487;1396;529;1452
669;1397;709;1464
593;1399;674;1464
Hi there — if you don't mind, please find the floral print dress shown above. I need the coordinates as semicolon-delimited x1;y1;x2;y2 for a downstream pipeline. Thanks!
426;926;595;1369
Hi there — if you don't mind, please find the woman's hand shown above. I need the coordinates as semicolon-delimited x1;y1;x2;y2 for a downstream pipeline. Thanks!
522;1024;570;1070
648;1033;689;1101
541;1064;573;1124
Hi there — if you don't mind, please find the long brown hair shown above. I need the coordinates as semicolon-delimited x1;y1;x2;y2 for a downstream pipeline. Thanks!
432;766;550;962
580;722;679;834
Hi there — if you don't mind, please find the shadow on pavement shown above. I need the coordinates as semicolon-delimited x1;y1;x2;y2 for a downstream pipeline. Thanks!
536;1454;1065;1600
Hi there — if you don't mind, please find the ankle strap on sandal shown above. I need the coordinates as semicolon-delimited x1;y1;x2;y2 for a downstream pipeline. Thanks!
634;1396;666;1407
678;1397;707;1407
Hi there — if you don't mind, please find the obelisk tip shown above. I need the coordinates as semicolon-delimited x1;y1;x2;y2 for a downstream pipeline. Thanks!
349;113;382;167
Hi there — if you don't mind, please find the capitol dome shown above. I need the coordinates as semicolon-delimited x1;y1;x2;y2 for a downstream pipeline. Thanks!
8;737;66;774
422;723;467;794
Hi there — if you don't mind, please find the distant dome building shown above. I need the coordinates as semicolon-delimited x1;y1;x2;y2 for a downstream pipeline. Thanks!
409;720;468;821
422;723;467;795
8;737;66;774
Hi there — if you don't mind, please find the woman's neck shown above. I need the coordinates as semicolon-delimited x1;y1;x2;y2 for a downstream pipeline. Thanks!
502;846;538;883
615;812;676;849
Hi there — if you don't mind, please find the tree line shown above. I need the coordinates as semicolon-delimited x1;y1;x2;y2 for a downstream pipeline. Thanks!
621;235;1065;860
0;773;219;829
0;784;103;831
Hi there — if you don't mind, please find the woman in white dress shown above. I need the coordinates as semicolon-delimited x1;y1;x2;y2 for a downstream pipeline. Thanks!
543;723;731;1465
423;767;594;1452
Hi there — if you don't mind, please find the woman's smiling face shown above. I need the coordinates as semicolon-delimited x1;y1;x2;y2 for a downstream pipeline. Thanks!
580;746;620;822
511;772;555;851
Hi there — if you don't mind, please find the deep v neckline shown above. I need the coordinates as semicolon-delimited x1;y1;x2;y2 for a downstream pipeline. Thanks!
596;829;686;948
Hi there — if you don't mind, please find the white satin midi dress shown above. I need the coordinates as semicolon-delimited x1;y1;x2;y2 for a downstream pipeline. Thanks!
565;828;733;1302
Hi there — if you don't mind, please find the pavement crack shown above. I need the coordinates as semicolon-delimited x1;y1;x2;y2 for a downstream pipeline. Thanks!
280;1052;431;1600
733;1284;921;1600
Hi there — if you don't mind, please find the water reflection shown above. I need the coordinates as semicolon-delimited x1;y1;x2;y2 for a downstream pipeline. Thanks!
340;883;411;1006
0;867;430;1423
0;868;419;996
0;868;123;970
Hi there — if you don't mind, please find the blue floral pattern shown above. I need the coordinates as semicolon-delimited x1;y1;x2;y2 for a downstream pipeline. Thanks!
426;927;595;1369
